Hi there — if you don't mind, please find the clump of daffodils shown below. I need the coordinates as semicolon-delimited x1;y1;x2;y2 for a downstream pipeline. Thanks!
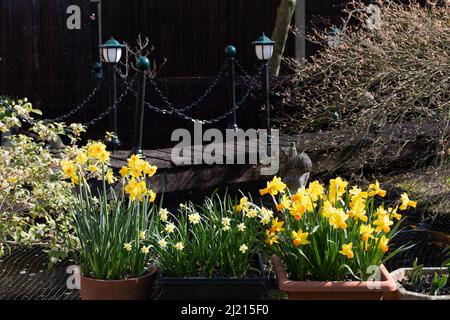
259;176;416;281
149;194;266;278
60;142;159;280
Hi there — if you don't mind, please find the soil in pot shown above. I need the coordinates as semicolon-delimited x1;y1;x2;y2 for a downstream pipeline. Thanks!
400;274;450;296
80;266;157;300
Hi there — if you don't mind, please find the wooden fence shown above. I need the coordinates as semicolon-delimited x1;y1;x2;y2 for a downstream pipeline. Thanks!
0;0;348;149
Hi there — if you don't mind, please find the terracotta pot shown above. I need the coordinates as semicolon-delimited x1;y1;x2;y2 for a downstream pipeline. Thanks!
391;267;450;300
271;255;397;300
80;266;157;300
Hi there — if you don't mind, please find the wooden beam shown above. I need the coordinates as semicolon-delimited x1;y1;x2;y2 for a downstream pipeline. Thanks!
295;0;306;61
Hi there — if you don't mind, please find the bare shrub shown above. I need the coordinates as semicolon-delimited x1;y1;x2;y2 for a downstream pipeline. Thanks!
275;1;449;170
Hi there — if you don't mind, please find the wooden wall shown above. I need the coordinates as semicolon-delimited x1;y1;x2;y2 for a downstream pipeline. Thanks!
0;0;349;149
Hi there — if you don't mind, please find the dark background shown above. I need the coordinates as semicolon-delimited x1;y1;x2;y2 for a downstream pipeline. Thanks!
0;0;348;149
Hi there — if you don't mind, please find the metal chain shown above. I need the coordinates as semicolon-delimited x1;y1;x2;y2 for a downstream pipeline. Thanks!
146;63;227;113
235;59;253;79
121;66;263;125
43;84;100;122
82;77;135;128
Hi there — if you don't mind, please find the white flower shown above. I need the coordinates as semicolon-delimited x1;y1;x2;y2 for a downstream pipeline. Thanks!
165;223;175;234
188;213;201;225
160;208;169;222
123;242;133;252
237;223;246;232
239;244;248;254
158;239;168;249
175;242;184;251
222;218;231;226
245;209;258;218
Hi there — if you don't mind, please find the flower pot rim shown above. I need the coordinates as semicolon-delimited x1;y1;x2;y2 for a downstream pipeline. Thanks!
81;265;157;283
271;254;397;293
391;267;450;300
158;253;266;282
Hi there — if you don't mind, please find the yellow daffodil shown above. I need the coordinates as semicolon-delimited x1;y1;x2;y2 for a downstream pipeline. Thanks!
399;193;417;211
139;231;146;240
239;244;248;254
71;175;79;186
360;225;374;242
123;242;132;252
276;195;292;212
88;165;98;173
348;199;368;222
189;213;201;224
106;170;115;184
125;178;147;201
143;163;157;177
260;176;287;197
265;230;279;245
141;246;150;254
339;243;354;259
119;166;129;178
368;180;387;198
306;180;325;201
147;189;157;202
289;201;306;221
373;215;394;233
75;151;88;165
375;206;388;217
388;206;402;221
87;142;107;159
175;242;184;251
60;160;77;179
329;177;348;204
328;209;349;230
292;230;309;247
379;235;389;253
349;186;368;208
237;223;246;232
235;196;249;213
270;218;285;234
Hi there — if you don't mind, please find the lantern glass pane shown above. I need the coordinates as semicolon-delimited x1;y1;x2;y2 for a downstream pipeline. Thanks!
255;44;274;61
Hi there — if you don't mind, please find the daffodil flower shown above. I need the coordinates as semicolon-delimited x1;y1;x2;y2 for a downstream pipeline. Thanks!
339;243;354;259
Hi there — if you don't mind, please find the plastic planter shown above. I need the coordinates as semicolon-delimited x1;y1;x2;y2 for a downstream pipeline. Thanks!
272;255;397;300
391;267;450;300
156;254;268;300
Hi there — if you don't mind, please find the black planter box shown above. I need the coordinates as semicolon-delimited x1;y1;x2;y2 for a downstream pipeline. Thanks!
155;254;268;300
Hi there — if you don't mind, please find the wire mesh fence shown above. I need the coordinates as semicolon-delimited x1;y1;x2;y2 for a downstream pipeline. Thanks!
0;247;79;300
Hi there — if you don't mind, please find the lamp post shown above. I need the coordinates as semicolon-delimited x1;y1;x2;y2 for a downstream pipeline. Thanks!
92;62;102;82
99;37;125;152
130;56;151;158
225;45;238;131
253;33;275;144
